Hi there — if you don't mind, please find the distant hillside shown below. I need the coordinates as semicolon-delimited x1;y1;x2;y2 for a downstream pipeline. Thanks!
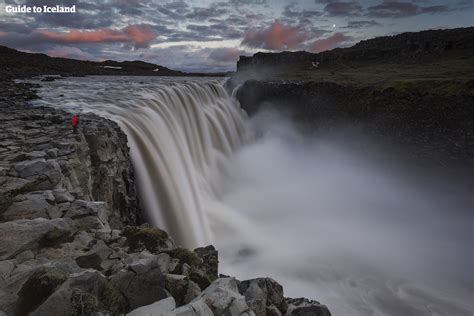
237;27;474;71
0;46;225;79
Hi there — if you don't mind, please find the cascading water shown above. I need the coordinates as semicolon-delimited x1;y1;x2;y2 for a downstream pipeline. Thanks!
32;76;473;316
33;76;250;247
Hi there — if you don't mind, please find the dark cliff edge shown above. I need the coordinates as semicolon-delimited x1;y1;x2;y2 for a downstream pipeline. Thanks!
230;27;474;166
0;72;327;314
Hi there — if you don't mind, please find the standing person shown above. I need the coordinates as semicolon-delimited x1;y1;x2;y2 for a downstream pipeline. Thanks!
72;114;79;134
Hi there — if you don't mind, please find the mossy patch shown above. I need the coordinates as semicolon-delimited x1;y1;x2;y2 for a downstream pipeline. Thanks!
168;247;202;267
15;269;67;316
189;265;215;290
40;227;72;247
70;289;99;316
100;282;129;315
122;226;169;253
0;192;12;213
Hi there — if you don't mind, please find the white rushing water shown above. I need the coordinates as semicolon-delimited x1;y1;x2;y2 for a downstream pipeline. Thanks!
32;76;473;316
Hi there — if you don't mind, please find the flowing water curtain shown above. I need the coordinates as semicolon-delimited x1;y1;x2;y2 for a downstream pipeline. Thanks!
116;82;250;247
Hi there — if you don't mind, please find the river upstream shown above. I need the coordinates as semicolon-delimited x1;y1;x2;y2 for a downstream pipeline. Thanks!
31;76;473;316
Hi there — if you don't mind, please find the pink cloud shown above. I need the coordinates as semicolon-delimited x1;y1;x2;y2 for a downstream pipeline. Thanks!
35;24;157;49
307;32;353;53
242;20;307;51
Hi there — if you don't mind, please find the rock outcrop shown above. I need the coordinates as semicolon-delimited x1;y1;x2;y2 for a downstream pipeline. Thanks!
0;80;139;227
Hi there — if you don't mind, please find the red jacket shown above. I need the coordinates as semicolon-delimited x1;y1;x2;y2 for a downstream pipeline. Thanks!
72;115;79;127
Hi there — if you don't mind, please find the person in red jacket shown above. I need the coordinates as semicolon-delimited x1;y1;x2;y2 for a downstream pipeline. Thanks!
72;114;79;134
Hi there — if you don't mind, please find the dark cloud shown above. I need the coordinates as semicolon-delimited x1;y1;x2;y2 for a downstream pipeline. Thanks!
343;20;381;29
324;1;363;16
367;1;450;18
282;4;322;19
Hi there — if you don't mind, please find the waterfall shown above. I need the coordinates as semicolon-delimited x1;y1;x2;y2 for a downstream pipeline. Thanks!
113;83;249;247
33;78;250;247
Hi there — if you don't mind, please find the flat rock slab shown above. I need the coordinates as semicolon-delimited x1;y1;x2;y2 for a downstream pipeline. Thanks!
0;218;75;260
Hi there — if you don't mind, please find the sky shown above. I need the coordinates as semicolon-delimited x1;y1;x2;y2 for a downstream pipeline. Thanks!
0;0;473;72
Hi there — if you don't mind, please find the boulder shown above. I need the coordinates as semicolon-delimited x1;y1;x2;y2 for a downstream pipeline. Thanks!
285;298;331;316
238;278;286;315
110;254;171;309
30;269;108;316
191;277;254;316
75;240;114;270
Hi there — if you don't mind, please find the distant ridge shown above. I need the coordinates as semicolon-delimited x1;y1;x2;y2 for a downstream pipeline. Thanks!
0;45;226;79
237;27;474;70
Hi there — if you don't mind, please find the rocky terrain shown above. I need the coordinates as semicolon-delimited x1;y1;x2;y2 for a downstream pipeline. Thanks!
0;79;331;315
229;27;474;166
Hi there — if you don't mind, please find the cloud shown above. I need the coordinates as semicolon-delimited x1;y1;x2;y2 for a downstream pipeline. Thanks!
208;47;247;62
35;24;157;49
367;1;449;18
344;20;381;29
242;20;307;50
324;1;363;16
306;32;353;52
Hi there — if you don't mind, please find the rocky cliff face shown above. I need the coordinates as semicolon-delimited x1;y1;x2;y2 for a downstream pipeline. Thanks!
0;80;331;316
235;79;474;165
0;81;139;228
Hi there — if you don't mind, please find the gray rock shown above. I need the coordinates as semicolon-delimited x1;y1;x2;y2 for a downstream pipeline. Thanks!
75;240;114;270
110;254;171;309
3;191;59;221
285;298;331;316
127;297;176;316
0;218;75;260
128;253;170;275
13;250;35;264
52;189;75;203
31;269;107;316
65;200;107;220
14;159;62;189
173;299;214;316
239;278;286;316
191;277;254;316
